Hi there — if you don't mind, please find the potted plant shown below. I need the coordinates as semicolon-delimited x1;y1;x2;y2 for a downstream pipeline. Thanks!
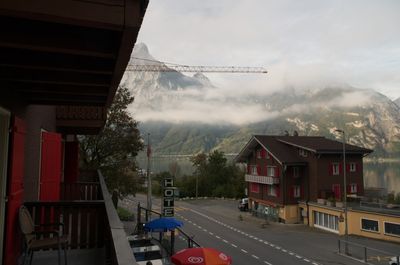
326;197;335;207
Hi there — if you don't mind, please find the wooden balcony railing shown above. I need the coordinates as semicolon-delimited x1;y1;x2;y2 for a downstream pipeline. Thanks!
24;170;138;265
60;182;102;200
24;201;106;249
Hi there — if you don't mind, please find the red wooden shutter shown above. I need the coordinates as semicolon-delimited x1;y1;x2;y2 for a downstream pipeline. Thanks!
276;185;280;197
257;165;261;175
4;117;26;265
339;163;343;174
329;163;333;175
276;167;280;177
40;132;62;201
356;163;360;172
261;149;265;158
346;163;350;172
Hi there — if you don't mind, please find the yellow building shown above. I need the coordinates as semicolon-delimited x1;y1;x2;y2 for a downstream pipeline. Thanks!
299;201;400;243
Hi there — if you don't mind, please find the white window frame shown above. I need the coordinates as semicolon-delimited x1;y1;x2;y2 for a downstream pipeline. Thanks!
256;149;262;159
350;162;356;172
350;183;357;193
332;163;339;175
384;221;400;237
267;166;275;177
360;218;379;233
293;185;301;198
266;151;270;159
299;149;308;157
293;167;299;178
313;211;339;233
251;165;258;175
267;185;277;197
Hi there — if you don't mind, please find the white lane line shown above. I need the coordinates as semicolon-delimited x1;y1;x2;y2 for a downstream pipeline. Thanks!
289;252;294;256
252;255;260;260
215;235;221;239
296;255;302;259
264;261;273;265
203;229;208;232
303;259;310;262
312;263;319;265
231;244;237;248
222;239;228;243
209;232;214;235
241;249;248;253
282;249;287;253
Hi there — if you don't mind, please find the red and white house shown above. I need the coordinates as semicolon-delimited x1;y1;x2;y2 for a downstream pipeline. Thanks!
236;135;372;224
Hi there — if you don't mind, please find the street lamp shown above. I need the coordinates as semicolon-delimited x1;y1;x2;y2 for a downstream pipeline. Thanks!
335;129;348;251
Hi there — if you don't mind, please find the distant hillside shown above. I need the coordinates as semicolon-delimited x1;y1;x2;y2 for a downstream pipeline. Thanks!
124;44;400;158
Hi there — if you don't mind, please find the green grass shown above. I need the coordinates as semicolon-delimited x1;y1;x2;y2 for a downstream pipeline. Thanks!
117;207;135;221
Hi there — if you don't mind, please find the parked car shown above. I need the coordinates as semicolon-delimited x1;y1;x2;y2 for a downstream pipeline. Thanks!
389;256;399;265
238;198;249;211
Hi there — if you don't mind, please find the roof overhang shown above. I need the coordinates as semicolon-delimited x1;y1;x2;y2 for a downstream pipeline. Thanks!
0;0;148;134
235;136;283;165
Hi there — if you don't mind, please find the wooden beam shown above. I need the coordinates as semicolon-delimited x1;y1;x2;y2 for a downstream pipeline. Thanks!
0;16;119;58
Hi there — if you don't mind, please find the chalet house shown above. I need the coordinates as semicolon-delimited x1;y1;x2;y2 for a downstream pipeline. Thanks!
236;135;372;224
0;1;148;265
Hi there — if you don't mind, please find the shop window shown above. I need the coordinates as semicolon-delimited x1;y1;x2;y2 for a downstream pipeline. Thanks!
361;219;379;232
313;211;339;232
384;222;400;237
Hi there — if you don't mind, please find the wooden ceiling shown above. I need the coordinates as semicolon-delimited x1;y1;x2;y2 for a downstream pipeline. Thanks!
0;0;148;133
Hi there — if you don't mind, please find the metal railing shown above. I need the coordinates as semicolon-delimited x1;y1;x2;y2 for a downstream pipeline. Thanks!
338;239;399;265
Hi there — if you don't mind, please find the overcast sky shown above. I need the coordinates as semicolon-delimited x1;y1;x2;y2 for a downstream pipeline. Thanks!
137;0;400;100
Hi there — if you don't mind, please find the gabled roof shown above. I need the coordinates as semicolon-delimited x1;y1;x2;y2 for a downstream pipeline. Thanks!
276;136;373;154
235;135;373;164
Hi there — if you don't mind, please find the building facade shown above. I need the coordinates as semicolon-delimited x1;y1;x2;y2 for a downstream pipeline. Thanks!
0;1;148;264
236;135;372;224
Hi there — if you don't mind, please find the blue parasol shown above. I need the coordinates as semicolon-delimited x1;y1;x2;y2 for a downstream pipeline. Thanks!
144;217;183;232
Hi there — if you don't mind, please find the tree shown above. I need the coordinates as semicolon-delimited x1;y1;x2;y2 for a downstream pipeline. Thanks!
79;86;143;196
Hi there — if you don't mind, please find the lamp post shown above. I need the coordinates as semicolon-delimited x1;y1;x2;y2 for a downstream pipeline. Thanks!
335;129;348;252
146;133;152;220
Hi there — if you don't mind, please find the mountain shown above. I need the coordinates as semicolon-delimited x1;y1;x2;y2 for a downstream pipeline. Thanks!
395;98;400;108
123;43;400;158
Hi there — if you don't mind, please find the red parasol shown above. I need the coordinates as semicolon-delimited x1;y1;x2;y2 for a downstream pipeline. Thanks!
171;248;232;265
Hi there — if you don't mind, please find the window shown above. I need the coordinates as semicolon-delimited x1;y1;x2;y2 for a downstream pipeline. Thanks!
313;211;339;232
350;183;357;193
332;163;339;175
361;219;379;232
266;151;270;159
293;185;300;198
299;149;308;157
384;222;400;237
350;162;356;172
266;185;276;197
251;165;258;175
293;167;299;178
267;167;275;177
250;183;259;193
256;149;261;159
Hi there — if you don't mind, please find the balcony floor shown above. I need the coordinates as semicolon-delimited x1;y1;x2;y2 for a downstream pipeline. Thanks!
29;248;106;265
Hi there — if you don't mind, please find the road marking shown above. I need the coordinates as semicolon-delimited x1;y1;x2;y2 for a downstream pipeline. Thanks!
252;255;260;260
289;252;294;255
216;236;221;239
282;249;287;253
209;232;214;235
296;255;302;259
222;239;228;243
231;244;237;248
241;249;248;253
303;259;310;262
312;263;319;265
203;229;207;232
264;261;273;265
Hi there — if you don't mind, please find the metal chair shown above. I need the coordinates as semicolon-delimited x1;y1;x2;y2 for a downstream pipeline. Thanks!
19;205;68;265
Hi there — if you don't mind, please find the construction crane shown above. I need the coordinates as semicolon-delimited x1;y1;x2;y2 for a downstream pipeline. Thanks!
126;57;268;74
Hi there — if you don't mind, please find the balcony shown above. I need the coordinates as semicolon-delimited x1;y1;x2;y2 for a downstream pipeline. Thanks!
245;174;280;185
23;170;137;265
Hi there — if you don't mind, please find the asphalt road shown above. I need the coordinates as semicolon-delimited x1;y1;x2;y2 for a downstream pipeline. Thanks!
122;194;400;265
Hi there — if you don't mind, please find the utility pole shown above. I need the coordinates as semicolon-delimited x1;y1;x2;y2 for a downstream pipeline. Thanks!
336;129;348;253
146;133;152;219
